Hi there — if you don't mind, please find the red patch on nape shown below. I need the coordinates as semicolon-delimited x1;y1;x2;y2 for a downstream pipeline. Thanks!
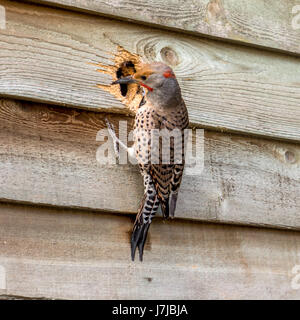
163;70;176;78
140;83;153;92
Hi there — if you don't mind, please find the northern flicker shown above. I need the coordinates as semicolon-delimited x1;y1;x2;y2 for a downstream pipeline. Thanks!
107;62;189;261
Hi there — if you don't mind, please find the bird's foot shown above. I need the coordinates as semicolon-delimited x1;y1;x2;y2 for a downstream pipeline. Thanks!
105;118;120;160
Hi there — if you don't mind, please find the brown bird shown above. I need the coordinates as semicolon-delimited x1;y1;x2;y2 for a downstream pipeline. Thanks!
107;62;189;261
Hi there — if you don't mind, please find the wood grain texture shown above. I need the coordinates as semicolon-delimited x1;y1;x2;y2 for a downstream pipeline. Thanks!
25;0;300;56
0;202;300;299
0;98;300;229
1;1;300;141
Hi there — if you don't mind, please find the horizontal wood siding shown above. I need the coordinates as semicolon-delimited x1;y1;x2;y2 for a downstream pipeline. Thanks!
0;1;300;141
0;202;300;299
25;0;300;56
0;0;300;301
0;99;299;229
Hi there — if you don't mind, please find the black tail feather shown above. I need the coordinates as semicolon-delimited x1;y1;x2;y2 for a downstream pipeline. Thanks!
131;190;159;261
161;198;170;219
170;193;178;218
131;222;150;262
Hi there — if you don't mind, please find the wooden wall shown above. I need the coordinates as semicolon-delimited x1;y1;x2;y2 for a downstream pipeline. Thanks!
0;0;299;299
1;202;300;300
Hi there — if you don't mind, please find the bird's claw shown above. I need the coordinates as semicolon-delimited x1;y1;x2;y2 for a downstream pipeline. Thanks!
105;118;120;160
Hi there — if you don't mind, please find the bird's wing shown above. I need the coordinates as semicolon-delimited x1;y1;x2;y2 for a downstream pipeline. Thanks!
131;99;188;260
157;99;188;217
135;99;189;218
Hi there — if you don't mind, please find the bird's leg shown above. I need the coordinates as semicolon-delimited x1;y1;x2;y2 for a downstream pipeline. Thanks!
105;118;136;164
105;118;129;160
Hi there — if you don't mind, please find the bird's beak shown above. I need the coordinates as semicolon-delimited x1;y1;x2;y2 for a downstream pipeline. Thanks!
111;76;138;85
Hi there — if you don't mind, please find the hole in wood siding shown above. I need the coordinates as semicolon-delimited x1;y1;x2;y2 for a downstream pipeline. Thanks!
93;46;144;115
116;61;136;97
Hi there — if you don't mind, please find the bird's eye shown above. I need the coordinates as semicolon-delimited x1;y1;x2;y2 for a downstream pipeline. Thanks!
141;75;147;81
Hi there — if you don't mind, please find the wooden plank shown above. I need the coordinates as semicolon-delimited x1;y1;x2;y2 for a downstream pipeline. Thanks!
0;202;300;299
25;0;300;56
0;1;300;142
0;98;300;229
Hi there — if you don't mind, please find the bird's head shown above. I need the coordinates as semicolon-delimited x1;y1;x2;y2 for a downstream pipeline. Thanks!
112;62;181;108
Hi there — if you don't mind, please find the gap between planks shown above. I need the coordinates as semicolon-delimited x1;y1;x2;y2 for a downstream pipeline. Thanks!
0;98;299;230
23;0;300;57
0;201;300;299
0;0;300;142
